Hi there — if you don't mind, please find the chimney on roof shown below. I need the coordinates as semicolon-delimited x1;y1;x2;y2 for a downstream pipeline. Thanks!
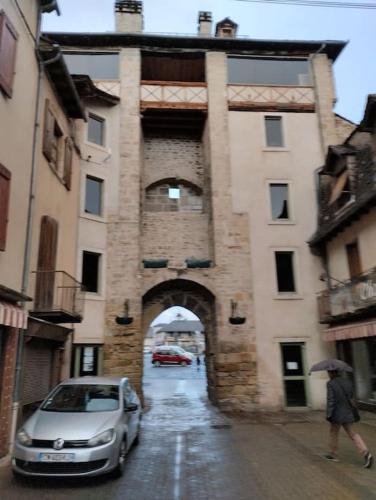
198;11;212;36
215;17;238;38
115;0;143;33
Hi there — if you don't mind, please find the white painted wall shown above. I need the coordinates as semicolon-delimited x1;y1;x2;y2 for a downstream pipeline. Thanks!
74;100;120;345
229;111;334;409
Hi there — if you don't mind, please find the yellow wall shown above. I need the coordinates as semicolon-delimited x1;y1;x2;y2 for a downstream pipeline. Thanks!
0;0;39;294
27;76;82;306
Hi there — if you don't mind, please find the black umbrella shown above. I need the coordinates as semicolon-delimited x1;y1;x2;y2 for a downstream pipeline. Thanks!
309;359;353;374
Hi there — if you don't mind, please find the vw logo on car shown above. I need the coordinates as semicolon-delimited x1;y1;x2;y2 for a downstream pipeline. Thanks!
53;438;65;450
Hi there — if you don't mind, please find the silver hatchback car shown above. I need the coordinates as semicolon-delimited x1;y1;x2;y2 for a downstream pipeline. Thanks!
12;376;141;478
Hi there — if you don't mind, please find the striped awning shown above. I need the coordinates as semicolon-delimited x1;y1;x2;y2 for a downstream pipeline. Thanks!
324;320;376;342
0;301;28;329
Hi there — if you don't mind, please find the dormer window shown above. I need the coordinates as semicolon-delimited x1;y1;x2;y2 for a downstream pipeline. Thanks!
145;180;203;212
215;17;238;38
329;168;353;210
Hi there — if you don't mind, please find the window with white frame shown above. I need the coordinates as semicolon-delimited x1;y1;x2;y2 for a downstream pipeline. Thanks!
85;176;103;216
81;251;101;293
270;183;290;220
265;116;284;147
275;251;296;293
88;114;105;146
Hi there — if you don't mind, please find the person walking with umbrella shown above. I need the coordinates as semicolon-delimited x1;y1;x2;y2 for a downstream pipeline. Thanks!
310;359;373;468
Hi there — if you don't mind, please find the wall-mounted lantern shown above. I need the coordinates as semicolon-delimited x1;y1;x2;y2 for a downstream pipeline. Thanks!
229;300;246;325
116;300;133;325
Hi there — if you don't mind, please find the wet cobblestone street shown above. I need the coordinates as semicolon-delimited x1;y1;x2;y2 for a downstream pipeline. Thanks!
1;358;376;499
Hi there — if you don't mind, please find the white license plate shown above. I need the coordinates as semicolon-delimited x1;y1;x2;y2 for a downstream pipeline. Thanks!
39;453;75;462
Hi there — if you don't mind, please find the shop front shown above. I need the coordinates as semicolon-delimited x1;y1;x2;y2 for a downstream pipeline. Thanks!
325;320;376;410
0;300;28;458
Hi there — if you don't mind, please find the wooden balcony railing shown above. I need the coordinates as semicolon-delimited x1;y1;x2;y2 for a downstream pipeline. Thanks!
317;267;376;323
141;81;208;110
227;84;315;111
31;270;83;324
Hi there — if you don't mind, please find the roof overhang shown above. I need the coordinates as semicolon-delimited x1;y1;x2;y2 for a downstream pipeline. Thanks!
360;94;376;132
321;145;356;175
27;317;72;342
40;0;60;15
43;32;346;61
309;191;376;247
72;75;120;106
0;284;32;303
39;40;86;120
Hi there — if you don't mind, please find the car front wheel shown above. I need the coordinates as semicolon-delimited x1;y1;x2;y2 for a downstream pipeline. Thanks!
113;439;127;478
180;361;187;367
153;361;161;367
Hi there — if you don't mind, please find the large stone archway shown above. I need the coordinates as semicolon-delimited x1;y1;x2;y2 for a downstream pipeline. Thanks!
142;279;217;402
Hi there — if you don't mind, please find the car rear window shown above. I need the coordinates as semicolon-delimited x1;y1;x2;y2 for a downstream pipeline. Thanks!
41;384;119;412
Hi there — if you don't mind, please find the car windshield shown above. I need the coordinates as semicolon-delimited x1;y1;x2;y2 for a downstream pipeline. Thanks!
41;384;119;412
174;347;186;354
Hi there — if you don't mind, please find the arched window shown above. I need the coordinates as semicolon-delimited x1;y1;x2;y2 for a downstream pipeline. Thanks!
145;179;203;212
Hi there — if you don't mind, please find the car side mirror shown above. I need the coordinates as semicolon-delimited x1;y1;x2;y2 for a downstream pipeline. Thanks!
124;403;138;412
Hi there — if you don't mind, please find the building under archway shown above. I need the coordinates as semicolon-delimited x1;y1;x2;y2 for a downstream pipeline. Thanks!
142;279;216;401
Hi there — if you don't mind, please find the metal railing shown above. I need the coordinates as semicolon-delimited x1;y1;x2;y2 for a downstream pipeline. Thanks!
32;270;83;320
317;267;376;322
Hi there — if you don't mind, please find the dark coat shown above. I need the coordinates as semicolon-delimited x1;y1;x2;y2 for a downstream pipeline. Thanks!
326;377;355;424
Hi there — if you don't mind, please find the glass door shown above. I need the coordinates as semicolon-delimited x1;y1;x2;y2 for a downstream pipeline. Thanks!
281;343;307;407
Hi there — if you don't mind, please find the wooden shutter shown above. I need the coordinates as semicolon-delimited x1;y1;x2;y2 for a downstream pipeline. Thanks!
35;216;58;310
0;10;18;98
63;137;73;190
329;170;349;205
346;242;362;278
0;164;11;251
42;100;55;162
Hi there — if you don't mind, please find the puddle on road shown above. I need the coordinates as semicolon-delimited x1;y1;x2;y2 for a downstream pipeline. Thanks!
142;362;231;435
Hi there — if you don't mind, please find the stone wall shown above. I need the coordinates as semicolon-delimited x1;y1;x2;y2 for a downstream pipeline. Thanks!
335;115;356;143
311;54;339;152
144;182;203;212
143;136;205;189
142;213;211;264
104;48;143;394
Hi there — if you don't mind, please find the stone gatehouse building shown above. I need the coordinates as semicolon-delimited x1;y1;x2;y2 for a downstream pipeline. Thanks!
46;0;354;411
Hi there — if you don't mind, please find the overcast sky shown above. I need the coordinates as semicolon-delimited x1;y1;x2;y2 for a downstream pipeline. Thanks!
43;0;375;123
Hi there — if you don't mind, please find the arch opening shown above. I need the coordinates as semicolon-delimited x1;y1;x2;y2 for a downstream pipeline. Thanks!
142;279;217;403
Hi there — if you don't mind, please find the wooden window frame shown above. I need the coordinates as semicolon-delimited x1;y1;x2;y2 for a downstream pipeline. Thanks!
0;10;18;98
346;241;362;279
0;164;11;251
43;99;67;184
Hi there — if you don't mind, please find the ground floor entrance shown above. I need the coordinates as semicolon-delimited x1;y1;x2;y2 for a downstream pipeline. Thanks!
337;336;376;408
